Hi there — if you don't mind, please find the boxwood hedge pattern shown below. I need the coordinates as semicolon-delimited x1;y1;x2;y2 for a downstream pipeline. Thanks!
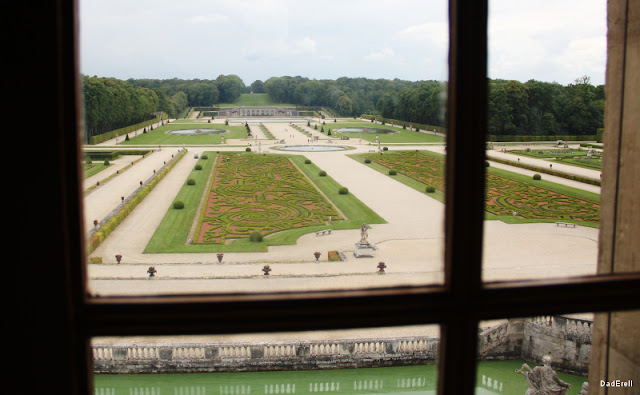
196;154;342;244
366;151;599;223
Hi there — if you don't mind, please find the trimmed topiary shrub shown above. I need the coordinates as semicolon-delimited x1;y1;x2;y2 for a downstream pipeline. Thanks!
389;169;397;175
249;231;263;242
364;158;371;163
104;160;110;165
187;179;196;185
426;186;436;193
485;161;490;167
246;147;251;152
201;154;208;160
195;164;202;170
305;159;311;164
383;147;388;151
338;187;349;194
533;173;542;180
319;170;327;176
173;200;185;209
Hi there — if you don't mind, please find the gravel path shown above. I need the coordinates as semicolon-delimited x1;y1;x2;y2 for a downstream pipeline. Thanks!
86;121;598;296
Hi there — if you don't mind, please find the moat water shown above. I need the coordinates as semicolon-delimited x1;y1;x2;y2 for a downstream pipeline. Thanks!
94;360;587;394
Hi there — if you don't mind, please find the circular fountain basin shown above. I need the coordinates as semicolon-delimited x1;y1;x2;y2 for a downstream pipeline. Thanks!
276;145;348;152
168;129;227;136
335;127;396;134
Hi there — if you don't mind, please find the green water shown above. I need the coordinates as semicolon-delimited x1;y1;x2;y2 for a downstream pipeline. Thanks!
94;360;587;394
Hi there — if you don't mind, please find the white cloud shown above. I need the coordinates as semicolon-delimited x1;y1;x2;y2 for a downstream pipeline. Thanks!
187;14;228;25
365;48;395;61
79;0;605;84
487;0;606;84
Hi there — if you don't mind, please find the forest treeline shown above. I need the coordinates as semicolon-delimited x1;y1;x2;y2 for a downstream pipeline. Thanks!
82;74;244;139
263;75;604;136
82;74;603;141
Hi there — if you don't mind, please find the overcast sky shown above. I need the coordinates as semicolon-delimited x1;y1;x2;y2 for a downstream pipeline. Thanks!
79;0;606;86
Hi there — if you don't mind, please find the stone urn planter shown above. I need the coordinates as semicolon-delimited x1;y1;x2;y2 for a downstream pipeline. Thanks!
217;253;224;263
147;266;157;278
115;254;122;264
314;252;321;262
377;261;386;274
262;265;271;276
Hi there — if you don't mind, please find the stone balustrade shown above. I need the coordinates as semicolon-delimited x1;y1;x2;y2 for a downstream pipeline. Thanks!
92;336;439;373
92;316;592;375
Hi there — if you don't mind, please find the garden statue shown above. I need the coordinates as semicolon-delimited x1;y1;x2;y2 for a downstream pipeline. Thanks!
515;355;572;395
354;223;374;258
360;223;369;244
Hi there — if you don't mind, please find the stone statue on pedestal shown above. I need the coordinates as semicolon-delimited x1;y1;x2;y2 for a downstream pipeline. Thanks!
515;355;572;395
354;223;374;258
360;223;369;244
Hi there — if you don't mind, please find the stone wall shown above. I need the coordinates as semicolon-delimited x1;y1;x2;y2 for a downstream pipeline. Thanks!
521;316;592;375
218;107;299;118
92;316;592;375
92;336;439;374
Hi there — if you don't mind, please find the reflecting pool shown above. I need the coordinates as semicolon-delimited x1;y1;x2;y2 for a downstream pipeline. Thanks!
277;145;348;152
335;127;396;134
168;129;227;135
94;360;587;394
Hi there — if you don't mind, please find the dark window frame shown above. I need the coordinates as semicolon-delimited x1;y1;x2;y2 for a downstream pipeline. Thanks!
23;0;640;394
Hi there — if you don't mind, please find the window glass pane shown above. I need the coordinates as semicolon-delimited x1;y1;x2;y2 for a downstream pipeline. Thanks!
79;0;449;297
475;315;593;394
92;325;440;392
476;310;639;394
483;0;606;282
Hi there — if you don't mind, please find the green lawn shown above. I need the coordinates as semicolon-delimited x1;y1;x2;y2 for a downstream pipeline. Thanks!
218;93;295;107
119;123;248;145
84;162;110;179
144;152;218;253
510;148;603;170
317;120;445;144
552;157;602;170
144;151;385;253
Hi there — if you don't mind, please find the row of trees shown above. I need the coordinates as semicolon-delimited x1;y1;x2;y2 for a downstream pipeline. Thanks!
83;73;604;141
83;75;161;140
263;76;427;121
127;74;245;110
83;74;246;140
488;76;604;136
262;75;604;136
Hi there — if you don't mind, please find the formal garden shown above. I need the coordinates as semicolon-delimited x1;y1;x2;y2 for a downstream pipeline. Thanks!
83;149;152;181
117;121;249;145
196;153;342;244
508;147;603;170
309;119;445;144
144;151;385;253
351;150;600;227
